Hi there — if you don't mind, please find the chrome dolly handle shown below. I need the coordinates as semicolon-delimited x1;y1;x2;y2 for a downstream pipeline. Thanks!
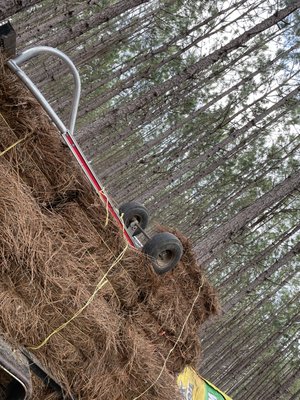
7;46;81;135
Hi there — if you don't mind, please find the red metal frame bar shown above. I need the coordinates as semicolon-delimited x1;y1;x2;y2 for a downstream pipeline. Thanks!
64;133;135;247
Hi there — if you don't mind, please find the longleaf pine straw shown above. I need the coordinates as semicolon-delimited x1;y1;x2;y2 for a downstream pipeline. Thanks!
0;53;220;399
0;111;32;156
29;242;128;351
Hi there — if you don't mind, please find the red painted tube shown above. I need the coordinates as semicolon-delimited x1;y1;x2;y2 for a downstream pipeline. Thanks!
64;133;135;247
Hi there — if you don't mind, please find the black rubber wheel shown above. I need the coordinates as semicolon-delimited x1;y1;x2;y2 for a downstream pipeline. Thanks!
119;201;149;236
142;232;183;275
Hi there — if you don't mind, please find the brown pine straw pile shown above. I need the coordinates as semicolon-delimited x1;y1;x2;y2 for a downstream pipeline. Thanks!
0;53;220;399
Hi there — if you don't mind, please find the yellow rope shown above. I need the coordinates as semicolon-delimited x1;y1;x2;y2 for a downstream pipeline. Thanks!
28;242;128;350
0;136;29;157
0;111;31;156
132;277;205;400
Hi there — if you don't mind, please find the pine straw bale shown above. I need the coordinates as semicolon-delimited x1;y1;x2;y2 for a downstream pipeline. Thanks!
54;199;161;309
0;53;219;399
106;322;180;400
0;165;180;398
124;230;219;372
0;56;85;205
130;308;202;373
64;322;180;400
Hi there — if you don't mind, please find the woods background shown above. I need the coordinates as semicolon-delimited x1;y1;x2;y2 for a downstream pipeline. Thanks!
1;0;299;398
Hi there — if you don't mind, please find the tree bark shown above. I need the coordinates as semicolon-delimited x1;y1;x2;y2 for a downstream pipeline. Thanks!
0;0;42;19
83;1;300;137
223;241;300;311
195;171;300;261
37;0;151;48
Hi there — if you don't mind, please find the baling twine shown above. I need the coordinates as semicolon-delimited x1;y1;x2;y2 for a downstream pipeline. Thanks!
0;111;31;157
132;276;205;399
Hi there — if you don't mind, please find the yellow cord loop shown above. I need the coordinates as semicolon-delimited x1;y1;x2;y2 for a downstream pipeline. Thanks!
0;135;29;157
0;111;31;157
28;243;128;350
132;277;205;400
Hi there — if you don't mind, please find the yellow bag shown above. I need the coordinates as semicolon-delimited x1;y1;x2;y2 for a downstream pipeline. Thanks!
177;367;233;400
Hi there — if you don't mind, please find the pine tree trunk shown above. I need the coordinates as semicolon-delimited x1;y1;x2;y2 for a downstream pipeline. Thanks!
82;1;300;137
0;0;41;19
38;0;151;48
195;171;300;260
